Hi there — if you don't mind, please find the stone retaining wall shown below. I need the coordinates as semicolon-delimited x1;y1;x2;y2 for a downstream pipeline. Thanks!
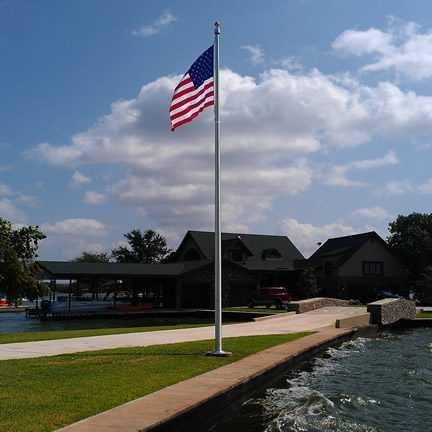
287;297;349;314
367;298;416;326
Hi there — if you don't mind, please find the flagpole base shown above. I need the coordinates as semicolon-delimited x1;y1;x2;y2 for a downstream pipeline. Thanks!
205;350;232;357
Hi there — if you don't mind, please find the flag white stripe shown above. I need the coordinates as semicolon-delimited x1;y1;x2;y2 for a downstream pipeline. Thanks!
172;77;194;98
171;95;214;127
171;76;214;105
170;85;214;117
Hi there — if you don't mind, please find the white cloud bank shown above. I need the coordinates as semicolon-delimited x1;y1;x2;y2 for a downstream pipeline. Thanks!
26;21;432;238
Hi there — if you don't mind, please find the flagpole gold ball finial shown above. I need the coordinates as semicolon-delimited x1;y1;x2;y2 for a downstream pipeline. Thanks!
215;21;220;27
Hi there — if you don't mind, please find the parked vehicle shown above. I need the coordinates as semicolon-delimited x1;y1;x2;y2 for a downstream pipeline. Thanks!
375;290;403;300
248;287;292;309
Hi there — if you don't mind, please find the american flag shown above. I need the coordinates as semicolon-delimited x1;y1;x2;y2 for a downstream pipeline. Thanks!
170;46;214;131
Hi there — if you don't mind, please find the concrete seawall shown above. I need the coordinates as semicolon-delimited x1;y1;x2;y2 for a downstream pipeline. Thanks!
367;298;416;326
55;326;377;432
287;297;350;314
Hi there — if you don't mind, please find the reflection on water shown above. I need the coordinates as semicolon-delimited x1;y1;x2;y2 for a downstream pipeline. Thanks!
212;328;432;432
0;311;215;334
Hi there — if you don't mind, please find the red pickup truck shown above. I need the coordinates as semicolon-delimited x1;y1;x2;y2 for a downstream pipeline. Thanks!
248;287;292;309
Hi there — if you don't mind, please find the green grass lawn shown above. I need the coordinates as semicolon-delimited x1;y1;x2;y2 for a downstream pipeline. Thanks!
416;311;432;318
0;323;219;345
223;307;287;313
0;332;311;432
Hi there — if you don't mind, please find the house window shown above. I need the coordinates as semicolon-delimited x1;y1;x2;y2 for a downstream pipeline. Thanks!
363;261;383;276
230;250;243;262
261;248;282;261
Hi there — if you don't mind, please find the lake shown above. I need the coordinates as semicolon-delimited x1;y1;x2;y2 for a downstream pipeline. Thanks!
212;328;432;432
0;310;216;334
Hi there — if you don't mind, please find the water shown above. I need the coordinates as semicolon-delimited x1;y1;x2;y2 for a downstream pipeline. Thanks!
212;328;432;432
0;311;216;334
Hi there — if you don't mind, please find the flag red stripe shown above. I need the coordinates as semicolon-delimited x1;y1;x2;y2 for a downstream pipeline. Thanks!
171;100;214;131
170;91;214;122
171;76;194;99
170;79;213;111
170;83;214;115
170;96;214;129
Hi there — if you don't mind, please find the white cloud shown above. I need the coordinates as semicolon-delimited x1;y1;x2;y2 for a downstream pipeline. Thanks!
41;218;107;236
61;242;106;260
332;28;392;56
278;218;356;258
132;10;177;37
25;66;432;236
277;56;303;71
241;44;265;65
376;180;413;196
83;243;104;253
323;164;366;187
70;170;92;188
351;206;391;221
418;178;432;194
16;194;38;207
332;18;432;81
351;151;398;169
0;183;13;195
85;191;107;205
323;151;398;187
0;198;28;224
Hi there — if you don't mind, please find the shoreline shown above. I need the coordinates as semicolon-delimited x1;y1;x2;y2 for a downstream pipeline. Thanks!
55;325;378;432
3;304;425;431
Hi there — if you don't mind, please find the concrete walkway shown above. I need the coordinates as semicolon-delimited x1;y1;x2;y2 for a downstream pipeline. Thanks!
0;307;369;361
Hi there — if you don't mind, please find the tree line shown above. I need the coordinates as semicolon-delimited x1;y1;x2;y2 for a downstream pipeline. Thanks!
1;213;432;305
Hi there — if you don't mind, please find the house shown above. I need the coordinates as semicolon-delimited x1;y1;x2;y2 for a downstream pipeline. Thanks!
36;230;409;309
170;230;304;307
296;231;408;302
37;230;304;310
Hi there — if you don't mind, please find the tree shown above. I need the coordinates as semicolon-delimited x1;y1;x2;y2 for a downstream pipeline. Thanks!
112;229;172;264
387;212;432;279
297;268;320;299
0;218;47;304
72;251;111;263
413;266;432;304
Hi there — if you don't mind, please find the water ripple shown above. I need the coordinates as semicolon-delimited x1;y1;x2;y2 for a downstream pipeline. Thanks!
213;328;432;432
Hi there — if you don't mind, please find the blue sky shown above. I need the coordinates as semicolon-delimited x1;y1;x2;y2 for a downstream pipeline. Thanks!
2;0;432;260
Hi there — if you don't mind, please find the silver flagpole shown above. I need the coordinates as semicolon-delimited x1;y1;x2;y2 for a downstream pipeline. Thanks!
207;21;231;357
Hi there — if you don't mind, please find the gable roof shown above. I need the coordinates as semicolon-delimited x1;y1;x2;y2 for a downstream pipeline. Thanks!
176;230;304;271
301;231;387;269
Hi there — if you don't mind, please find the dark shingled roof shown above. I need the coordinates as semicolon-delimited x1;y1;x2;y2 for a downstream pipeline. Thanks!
36;260;209;279
37;231;305;279
183;230;304;271
299;231;383;269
